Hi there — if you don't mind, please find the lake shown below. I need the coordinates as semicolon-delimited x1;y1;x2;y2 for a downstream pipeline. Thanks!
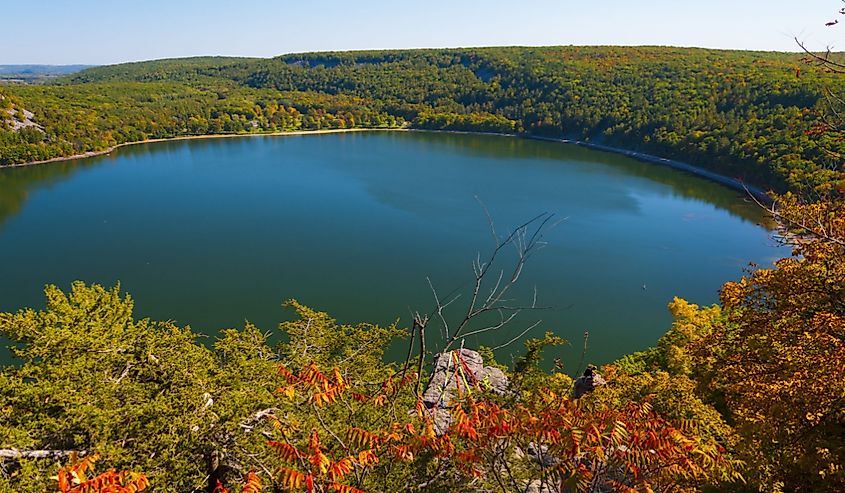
0;131;784;368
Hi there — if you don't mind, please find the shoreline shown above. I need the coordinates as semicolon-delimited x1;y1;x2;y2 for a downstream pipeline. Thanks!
2;127;400;169
526;135;771;203
2;127;772;203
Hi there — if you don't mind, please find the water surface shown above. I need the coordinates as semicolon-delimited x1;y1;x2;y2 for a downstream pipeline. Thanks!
0;131;783;367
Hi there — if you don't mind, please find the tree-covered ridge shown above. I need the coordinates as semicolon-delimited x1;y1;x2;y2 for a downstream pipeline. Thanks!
251;47;845;193
1;46;844;194
0;83;402;164
69;47;845;190
62;57;258;84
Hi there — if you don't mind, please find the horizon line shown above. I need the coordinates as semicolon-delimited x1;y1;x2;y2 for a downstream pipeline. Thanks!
0;42;823;67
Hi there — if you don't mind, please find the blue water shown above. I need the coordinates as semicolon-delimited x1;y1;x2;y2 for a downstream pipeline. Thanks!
0;131;785;367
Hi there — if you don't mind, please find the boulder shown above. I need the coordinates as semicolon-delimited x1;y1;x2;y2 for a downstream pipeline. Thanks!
421;348;509;434
526;442;559;468
572;368;606;399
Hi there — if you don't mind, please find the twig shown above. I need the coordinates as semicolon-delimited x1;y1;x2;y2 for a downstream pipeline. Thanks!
413;314;428;396
576;330;590;376
442;213;555;351
400;309;417;381
491;320;543;351
796;37;845;73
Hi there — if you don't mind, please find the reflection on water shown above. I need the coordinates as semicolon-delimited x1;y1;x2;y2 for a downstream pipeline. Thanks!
0;131;783;367
402;132;769;225
1;133;770;231
0;158;103;229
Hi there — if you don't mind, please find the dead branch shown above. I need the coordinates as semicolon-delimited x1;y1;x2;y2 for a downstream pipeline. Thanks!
413;314;429;396
238;407;280;433
796;37;845;73
491;320;543;351
423;212;555;353
400;309;418;380
747;189;845;247
0;449;85;460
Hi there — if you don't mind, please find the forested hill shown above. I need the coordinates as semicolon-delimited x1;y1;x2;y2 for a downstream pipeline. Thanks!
3;46;845;193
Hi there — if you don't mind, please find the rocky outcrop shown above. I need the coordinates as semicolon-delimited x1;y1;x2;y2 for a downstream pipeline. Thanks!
3;106;43;132
421;348;509;434
572;365;606;399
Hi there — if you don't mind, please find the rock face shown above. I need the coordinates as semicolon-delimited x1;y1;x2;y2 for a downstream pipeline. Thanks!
421;348;509;434
3;107;43;132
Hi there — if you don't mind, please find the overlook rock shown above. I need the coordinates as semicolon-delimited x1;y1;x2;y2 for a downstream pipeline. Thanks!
422;348;509;434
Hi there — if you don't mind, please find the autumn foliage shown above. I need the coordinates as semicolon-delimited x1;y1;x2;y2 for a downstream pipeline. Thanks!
56;455;148;493
692;202;845;491
189;355;737;493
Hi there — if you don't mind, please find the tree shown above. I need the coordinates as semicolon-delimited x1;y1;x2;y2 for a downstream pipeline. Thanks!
687;212;845;492
684;13;845;490
0;282;285;492
0;282;741;493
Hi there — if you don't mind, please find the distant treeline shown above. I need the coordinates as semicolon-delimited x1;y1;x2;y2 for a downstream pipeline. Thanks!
2;47;844;193
0;65;93;76
0;65;94;84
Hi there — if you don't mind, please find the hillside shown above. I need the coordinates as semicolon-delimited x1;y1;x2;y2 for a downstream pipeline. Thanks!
1;47;843;193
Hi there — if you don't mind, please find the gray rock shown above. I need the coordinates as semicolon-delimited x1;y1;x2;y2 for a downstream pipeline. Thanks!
3;106;43;132
527;442;559;468
423;349;509;406
421;349;509;434
523;479;560;493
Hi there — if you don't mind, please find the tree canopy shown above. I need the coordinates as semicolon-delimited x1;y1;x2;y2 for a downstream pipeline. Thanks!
3;47;845;194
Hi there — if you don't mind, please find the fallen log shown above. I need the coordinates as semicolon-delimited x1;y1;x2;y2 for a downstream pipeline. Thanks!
0;449;85;460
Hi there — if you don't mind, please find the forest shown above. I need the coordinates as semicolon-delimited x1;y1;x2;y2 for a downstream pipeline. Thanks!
0;46;844;493
2;47;845;193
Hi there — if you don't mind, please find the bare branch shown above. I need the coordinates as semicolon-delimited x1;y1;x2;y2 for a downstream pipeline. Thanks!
576;330;590;376
459;308;522;339
236;445;276;487
417;210;559;362
426;277;460;340
747;189;845;247
312;403;349;452
796;37;845;73
400;308;417;380
413;314;429;396
474;195;499;247
491;320;543;351
441;212;554;350
239;407;281;433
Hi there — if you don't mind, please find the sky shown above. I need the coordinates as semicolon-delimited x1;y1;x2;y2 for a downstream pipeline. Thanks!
2;0;843;65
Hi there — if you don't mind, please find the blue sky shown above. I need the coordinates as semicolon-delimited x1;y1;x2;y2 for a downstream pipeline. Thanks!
3;0;842;64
